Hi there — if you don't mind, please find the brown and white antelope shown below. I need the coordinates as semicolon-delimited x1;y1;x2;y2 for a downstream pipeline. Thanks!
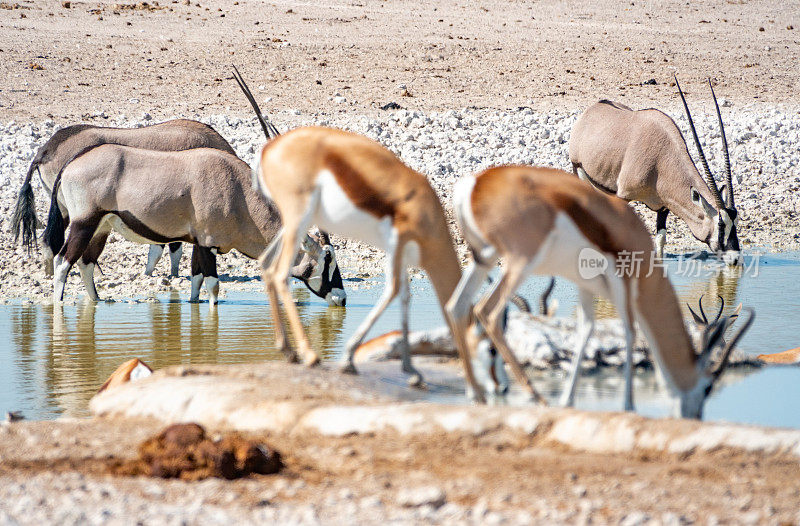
255;126;542;401
11;118;237;277
569;78;741;263
447;165;753;418
39;142;345;306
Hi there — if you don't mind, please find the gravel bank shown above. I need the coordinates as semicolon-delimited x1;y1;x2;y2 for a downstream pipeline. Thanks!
2;104;799;302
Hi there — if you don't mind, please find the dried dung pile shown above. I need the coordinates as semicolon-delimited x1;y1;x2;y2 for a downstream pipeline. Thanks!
113;423;282;481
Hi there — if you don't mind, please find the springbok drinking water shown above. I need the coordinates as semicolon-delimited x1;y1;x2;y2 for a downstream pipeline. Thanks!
447;165;753;418
569;78;742;263
254;126;515;400
38;142;346;306
11;118;237;277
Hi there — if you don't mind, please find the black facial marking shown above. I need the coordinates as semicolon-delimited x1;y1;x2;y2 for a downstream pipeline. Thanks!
293;248;343;300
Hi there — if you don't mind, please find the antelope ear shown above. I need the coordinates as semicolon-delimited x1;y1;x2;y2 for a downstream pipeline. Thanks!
690;187;717;218
729;303;743;322
720;184;730;206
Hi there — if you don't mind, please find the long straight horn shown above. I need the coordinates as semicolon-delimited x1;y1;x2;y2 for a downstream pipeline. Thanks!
232;65;281;140
674;75;725;209
711;307;754;381
708;79;733;208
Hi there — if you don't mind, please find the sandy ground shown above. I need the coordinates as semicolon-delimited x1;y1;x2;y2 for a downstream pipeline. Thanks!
2;418;798;524
2;361;800;525
1;0;798;119
2;1;800;523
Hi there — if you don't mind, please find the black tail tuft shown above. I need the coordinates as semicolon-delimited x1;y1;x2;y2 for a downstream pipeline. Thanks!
11;169;39;253
42;180;66;257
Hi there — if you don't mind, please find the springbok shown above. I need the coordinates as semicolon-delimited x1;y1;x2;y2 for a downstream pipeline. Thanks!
254;126;547;401
40;142;346;306
447;165;753;418
11;118;237;276
569;78;741;263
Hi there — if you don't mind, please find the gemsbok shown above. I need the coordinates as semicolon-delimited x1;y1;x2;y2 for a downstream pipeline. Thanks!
447;165;754;418
255;126;544;402
11;118;237;277
38;141;346;306
569;77;741;263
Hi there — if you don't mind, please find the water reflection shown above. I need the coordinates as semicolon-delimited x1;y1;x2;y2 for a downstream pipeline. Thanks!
2;251;799;425
681;264;743;320
6;287;347;418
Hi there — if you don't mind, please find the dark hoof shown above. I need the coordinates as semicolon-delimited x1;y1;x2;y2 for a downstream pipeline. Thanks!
340;362;358;375
407;374;426;389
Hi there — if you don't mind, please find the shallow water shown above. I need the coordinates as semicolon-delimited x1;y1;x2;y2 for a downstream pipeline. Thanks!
1;250;798;427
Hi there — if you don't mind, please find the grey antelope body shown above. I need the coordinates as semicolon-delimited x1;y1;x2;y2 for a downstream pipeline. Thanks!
12;119;237;276
568;80;741;262
447;166;753;418
43;144;345;305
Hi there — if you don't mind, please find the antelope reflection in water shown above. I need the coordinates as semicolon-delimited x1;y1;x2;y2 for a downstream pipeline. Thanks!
12;292;346;417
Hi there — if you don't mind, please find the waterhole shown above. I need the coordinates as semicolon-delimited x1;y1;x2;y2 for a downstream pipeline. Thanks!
1;251;798;427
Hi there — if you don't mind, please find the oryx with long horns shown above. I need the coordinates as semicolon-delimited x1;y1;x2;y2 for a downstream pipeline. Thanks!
569;77;741;263
33;69;346;306
11;118;238;277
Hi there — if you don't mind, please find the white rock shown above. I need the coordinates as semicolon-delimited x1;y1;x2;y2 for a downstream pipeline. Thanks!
397;486;446;508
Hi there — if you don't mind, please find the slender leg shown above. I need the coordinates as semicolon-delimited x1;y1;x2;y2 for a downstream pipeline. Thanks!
270;224;319;366
398;267;423;386
189;247;204;302
52;217;101;303
608;278;637;411
655;208;669;259
194;247;218;305
259;229;296;361
340;236;402;374
445;260;491;403
474;260;545;404
168;243;183;278
559;289;596;407
145;245;164;276
77;231;110;302
619;301;636;412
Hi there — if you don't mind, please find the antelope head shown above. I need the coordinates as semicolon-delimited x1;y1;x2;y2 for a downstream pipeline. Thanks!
676;76;741;264
294;229;346;306
679;306;754;419
687;294;742;346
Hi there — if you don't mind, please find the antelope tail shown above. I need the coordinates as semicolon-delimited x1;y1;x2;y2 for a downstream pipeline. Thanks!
11;160;41;253
42;171;66;258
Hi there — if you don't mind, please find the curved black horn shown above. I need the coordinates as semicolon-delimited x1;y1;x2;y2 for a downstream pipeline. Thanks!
232;65;281;140
713;294;725;325
711;307;755;380
687;294;708;325
674;75;725;209
510;293;532;314
708;79;733;208
538;277;555;316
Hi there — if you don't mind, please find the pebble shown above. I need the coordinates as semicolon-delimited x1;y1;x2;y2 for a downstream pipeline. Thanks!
396;486;446;508
1;105;799;303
